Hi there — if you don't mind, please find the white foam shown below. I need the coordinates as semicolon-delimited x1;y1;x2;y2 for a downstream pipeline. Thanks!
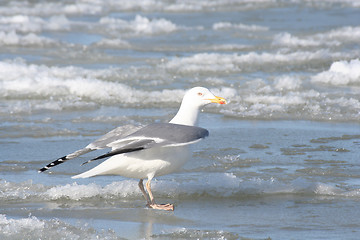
312;59;360;85
318;0;360;7
1;173;360;206
94;38;131;48
162;0;360;12
0;215;45;236
274;75;302;91
213;22;269;31
218;74;360;121
157;228;238;239
165;50;354;73
0;180;45;201
153;172;360;198
273;26;360;48
0;15;42;32
0;14;71;47
166;53;238;73
325;26;360;41
0;179;141;201
210;87;238;101
0;59;187;109
45;15;71;31
44;173;278;201
44;181;140;201
0;15;70;33
0;0;358;18
211;44;249;51
0;214;118;239
245;94;306;106
3;2;102;15
99;15;178;35
0;31;56;46
63;2;103;14
272;32;332;47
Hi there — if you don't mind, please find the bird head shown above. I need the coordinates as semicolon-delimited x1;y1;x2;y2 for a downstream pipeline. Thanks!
183;87;227;108
169;87;227;126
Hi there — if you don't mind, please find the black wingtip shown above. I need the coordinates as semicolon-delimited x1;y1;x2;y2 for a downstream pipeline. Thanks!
38;155;67;173
38;167;48;173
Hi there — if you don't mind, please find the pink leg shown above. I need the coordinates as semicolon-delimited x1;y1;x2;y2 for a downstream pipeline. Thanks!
138;179;151;205
145;178;174;211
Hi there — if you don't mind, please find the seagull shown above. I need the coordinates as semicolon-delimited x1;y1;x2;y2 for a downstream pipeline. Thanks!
39;87;227;211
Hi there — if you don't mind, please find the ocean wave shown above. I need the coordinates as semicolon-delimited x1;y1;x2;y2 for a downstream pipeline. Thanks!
219;74;360;121
0;31;56;46
1;0;358;18
0;59;185;106
273;26;360;48
164;50;358;74
0;214;119;240
93;38;131;48
0;1;102;16
212;22;269;31
0;59;237;115
0;15;70;33
311;59;360;85
154;228;239;239
162;174;360;199
0;13;183;44
0;180;46;201
1;58;359;121
43;181;141;201
222;95;360;121
273;32;338;48
99;15;178;36
1;174;359;204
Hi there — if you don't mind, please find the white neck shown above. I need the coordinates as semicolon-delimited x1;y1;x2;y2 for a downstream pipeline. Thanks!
169;101;200;126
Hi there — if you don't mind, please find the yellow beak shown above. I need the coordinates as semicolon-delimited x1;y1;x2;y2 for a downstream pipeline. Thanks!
208;96;227;105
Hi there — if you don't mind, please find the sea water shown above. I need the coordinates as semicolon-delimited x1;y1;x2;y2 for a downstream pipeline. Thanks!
0;0;360;239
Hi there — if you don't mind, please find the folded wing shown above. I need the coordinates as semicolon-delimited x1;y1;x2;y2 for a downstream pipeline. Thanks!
39;123;209;172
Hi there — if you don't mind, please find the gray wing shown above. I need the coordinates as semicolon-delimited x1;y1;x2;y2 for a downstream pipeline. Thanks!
86;124;141;149
82;123;209;165
127;123;209;145
38;124;141;173
80;139;155;165
39;123;208;172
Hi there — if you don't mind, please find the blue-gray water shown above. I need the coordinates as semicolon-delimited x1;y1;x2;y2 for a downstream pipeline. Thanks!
0;1;360;239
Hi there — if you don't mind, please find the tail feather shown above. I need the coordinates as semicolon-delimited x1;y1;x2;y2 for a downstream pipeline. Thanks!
72;157;121;179
72;164;108;179
38;148;93;173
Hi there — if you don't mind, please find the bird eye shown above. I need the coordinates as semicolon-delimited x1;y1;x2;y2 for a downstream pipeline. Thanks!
197;92;203;96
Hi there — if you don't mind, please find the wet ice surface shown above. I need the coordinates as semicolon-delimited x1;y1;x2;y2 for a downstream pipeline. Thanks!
1;0;360;239
2;118;360;239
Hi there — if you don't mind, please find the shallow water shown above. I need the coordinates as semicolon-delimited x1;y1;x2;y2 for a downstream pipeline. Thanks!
1;0;360;239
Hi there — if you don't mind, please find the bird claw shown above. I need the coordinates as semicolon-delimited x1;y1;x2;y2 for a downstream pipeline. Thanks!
147;203;174;211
